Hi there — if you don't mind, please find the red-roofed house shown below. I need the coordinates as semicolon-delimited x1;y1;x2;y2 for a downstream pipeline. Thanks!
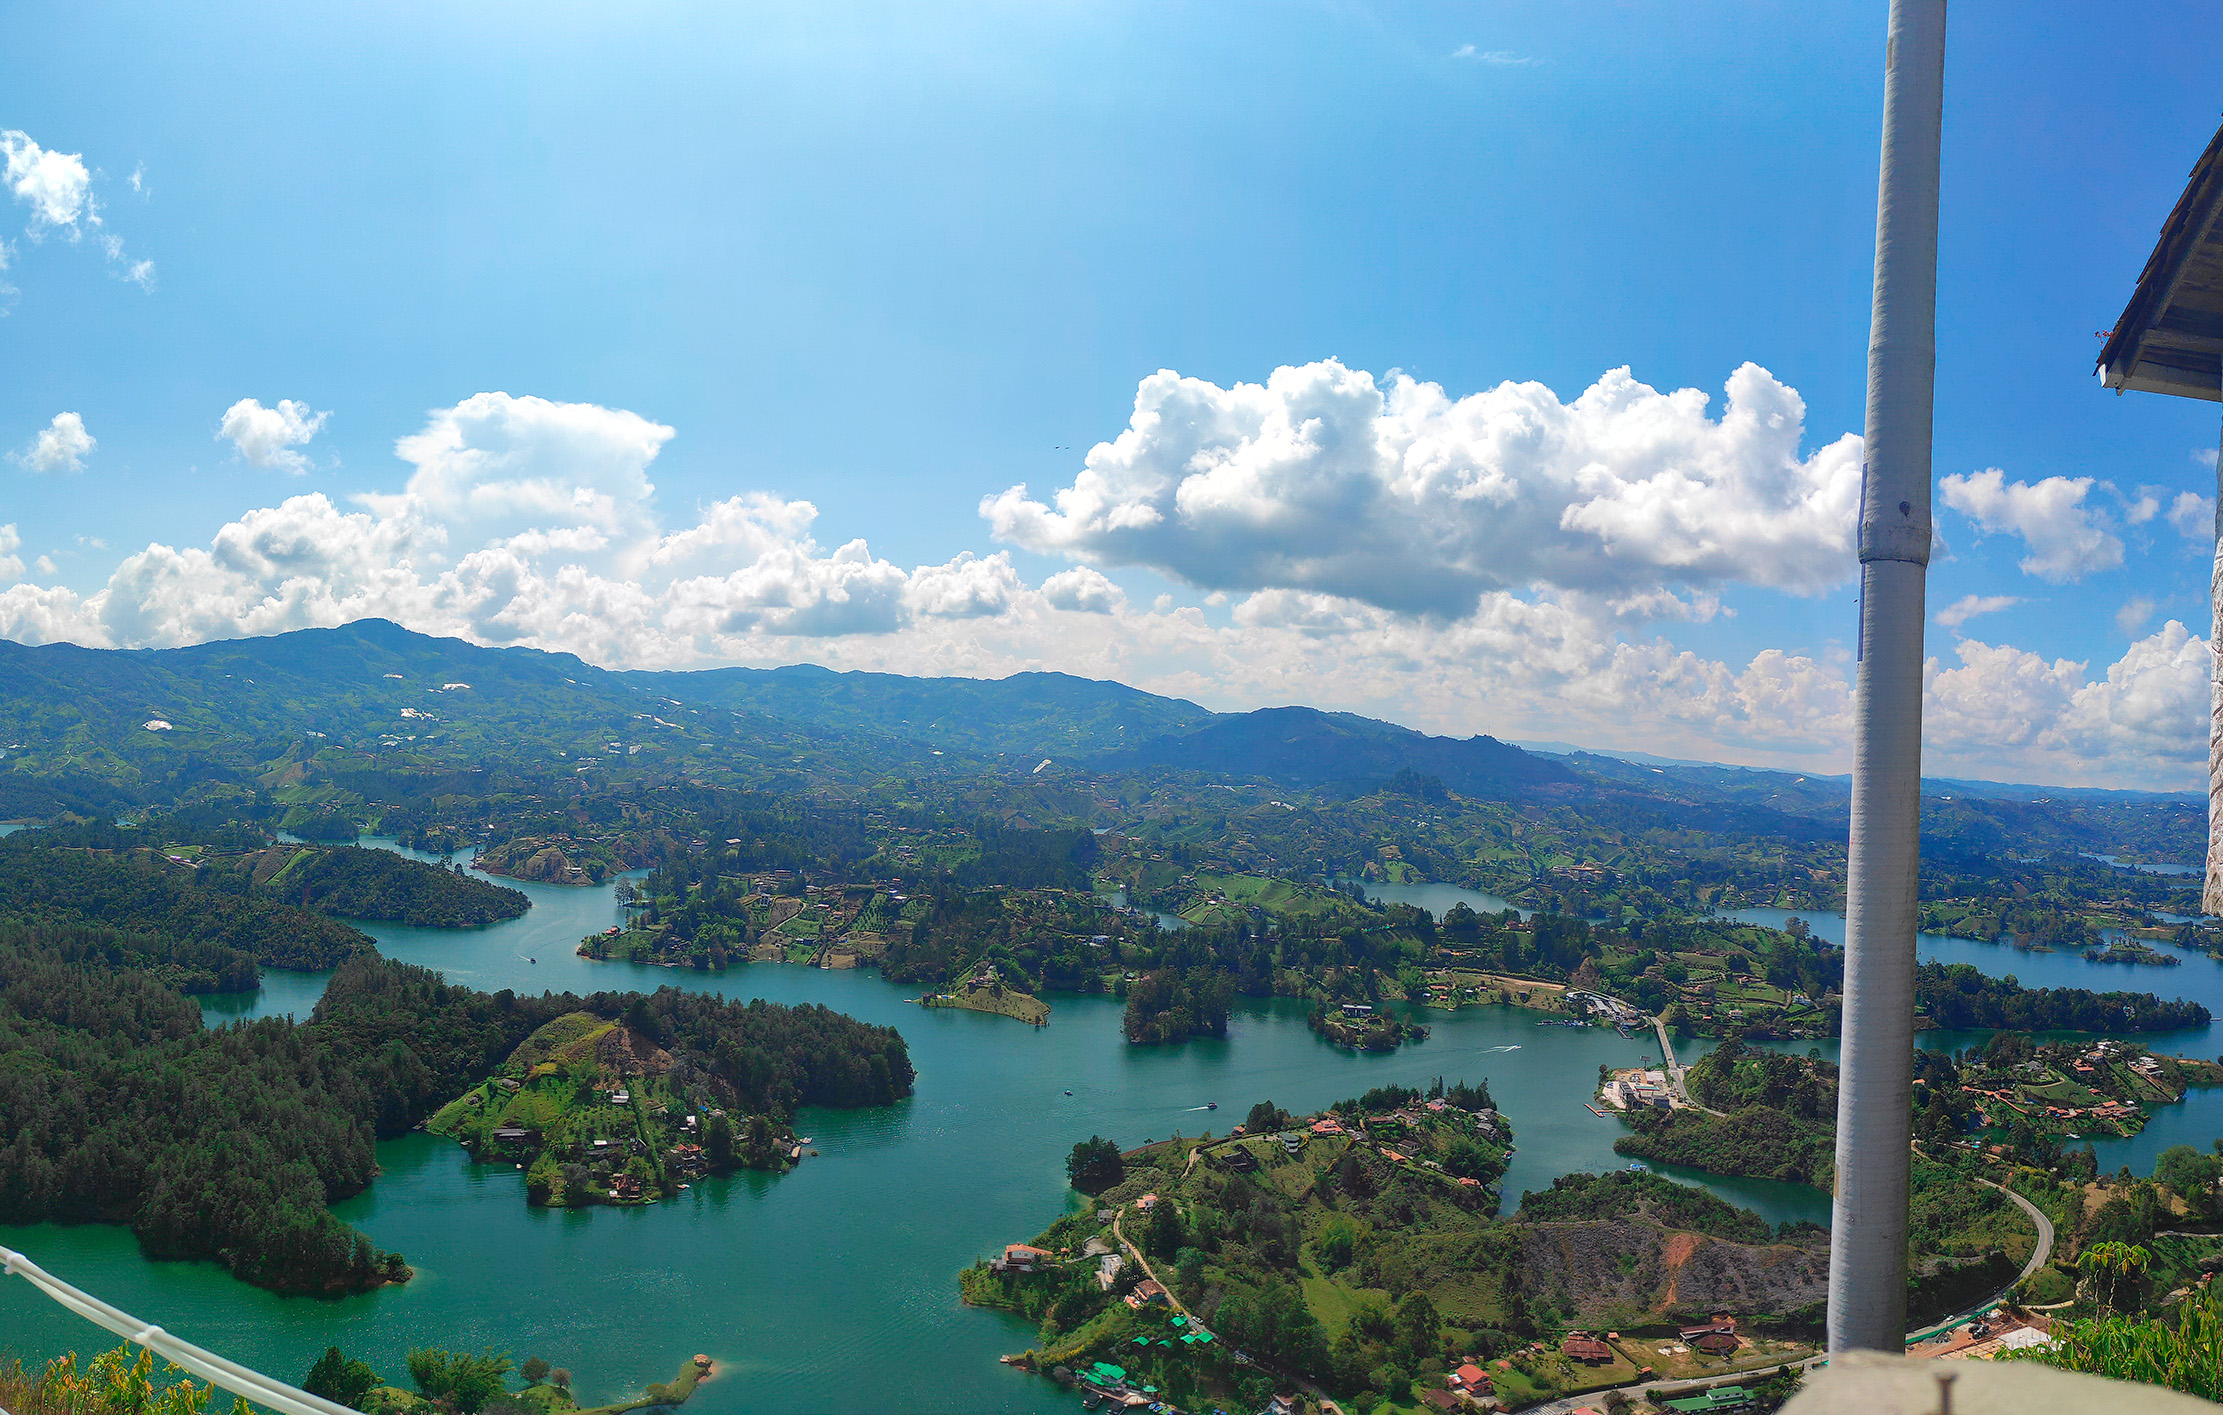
1561;1335;1613;1364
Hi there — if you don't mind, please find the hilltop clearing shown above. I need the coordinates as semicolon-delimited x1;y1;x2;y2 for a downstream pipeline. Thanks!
426;996;912;1206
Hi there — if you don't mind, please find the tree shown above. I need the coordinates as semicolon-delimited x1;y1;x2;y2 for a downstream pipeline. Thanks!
1245;1101;1282;1134
303;1347;382;1411
406;1349;513;1414
2154;1144;2222;1222
525;1154;558;1207
1394;1292;1442;1365
1066;1136;1124;1194
549;1371;571;1391
519;1359;550;1388
2007;1276;2222;1399
1146;1197;1185;1259
2076;1242;2150;1318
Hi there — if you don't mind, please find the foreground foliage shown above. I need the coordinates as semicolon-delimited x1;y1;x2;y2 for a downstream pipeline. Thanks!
0;1346;249;1415
2007;1278;2223;1401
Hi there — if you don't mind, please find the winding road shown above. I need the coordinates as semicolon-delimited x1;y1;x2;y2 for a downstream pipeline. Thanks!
1523;1045;2061;1413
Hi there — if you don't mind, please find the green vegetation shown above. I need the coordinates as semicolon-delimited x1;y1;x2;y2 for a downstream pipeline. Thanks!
0;830;370;972
1124;967;1234;1044
0;895;913;1287
966;1093;1838;1411
2007;1278;2223;1400
1516;1169;1774;1243
1067;1136;1125;1194
0;1345;250;1415
1307;1002;1428;1052
303;1347;384;1410
475;836;625;885
425;992;913;1206
249;843;529;926
1615;1041;1837;1186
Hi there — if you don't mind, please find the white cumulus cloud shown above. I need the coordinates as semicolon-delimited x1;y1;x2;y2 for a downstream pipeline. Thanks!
1;131;95;235
1934;593;2019;629
0;524;21;581
5;382;2217;791
2167;490;2213;542
1940;468;2123;581
906;551;1021;620
983;360;1862;617
0;130;152;290
13;412;95;474
218;398;329;474
1042;566;1126;614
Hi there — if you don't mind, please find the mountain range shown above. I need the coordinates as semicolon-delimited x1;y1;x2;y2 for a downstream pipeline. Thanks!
0;620;2201;867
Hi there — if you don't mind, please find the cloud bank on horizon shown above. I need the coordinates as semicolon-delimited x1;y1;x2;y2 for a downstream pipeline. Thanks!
1;358;2207;791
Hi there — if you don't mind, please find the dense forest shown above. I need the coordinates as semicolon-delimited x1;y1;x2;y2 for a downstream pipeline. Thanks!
249;845;530;927
0;921;407;1293
1513;1169;1775;1243
0;834;370;971
1613;1041;1838;1186
1123;967;1235;1044
0;920;915;1294
1913;962;2211;1032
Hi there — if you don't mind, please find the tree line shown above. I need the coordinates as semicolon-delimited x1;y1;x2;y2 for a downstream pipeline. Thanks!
0;912;914;1294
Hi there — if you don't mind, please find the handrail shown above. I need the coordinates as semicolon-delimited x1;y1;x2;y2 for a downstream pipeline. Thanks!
1;1244;358;1415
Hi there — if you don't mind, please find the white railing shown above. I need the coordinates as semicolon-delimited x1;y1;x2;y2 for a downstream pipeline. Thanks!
1;1244;357;1415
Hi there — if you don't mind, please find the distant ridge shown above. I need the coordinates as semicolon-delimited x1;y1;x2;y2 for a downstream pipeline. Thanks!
1089;704;1579;799
627;662;1212;762
1514;739;2205;805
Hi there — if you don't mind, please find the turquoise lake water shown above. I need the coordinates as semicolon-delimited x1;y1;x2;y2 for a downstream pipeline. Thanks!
1;847;2216;1410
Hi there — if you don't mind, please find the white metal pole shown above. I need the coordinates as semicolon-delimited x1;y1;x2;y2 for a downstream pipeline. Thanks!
1828;0;1946;1355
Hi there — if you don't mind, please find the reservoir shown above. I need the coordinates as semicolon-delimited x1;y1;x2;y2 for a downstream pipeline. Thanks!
3;849;2216;1411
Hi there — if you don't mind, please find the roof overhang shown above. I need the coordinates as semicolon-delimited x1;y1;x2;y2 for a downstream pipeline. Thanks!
2098;120;2223;402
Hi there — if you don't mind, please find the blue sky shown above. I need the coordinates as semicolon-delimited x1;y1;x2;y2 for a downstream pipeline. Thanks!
4;1;2222;788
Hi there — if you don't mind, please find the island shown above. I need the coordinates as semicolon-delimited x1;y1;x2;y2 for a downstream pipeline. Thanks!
425;994;915;1206
1306;999;1429;1051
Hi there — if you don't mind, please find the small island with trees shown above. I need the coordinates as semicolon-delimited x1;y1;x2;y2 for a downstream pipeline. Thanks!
426;990;915;1206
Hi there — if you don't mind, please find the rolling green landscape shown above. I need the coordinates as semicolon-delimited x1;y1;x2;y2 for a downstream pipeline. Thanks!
3;622;2222;1412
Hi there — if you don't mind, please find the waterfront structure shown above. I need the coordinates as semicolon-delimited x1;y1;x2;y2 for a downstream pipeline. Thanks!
1829;0;1946;1354
2095;120;2223;915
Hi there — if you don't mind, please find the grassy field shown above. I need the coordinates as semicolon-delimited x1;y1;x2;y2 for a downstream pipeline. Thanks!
922;981;1051;1024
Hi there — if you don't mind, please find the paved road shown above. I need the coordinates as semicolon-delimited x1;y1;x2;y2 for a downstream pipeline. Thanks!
1632;1004;1722;1115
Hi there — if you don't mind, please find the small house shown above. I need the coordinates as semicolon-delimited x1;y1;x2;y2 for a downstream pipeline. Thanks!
1561;1334;1613;1364
1125;1279;1169;1308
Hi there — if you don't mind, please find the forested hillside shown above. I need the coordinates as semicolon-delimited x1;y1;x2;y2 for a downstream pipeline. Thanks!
0;924;915;1294
0;834;370;971
250;845;531;926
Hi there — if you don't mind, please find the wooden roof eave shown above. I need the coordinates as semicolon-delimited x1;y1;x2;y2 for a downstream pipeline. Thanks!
2097;120;2223;403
